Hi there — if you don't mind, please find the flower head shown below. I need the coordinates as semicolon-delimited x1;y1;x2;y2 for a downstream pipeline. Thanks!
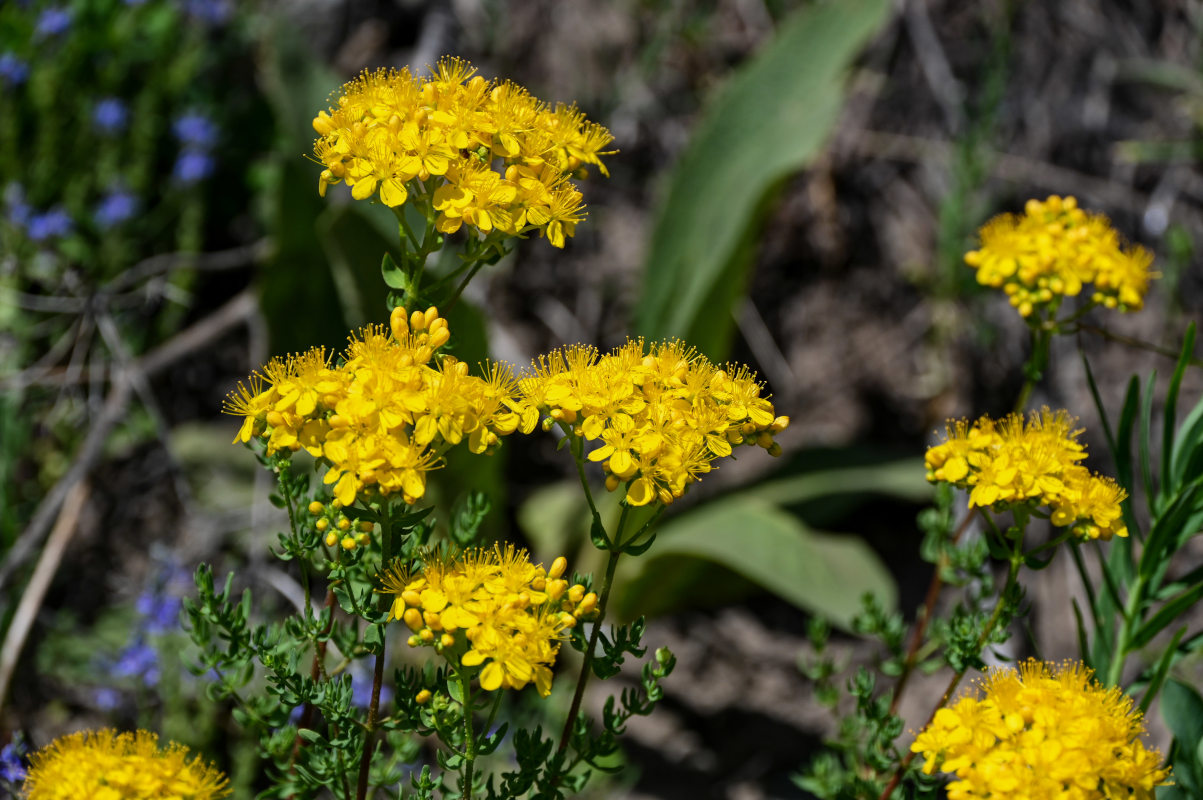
94;189;138;228
381;545;591;697
519;339;788;507
312;58;612;248
0;53;29;86
26;208;73;242
173;112;219;148
225;307;523;508
926;408;1127;540
93;98;129;134
22;729;229;800
35;7;72;38
912;660;1169;800
173;150;215;184
966;196;1157;320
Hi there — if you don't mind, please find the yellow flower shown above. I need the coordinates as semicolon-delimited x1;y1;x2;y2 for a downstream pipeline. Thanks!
224;308;521;509
520;338;787;507
312;57;612;247
379;545;592;697
912;660;1170;800
23;729;229;800
926;408;1128;540
965;195;1157;320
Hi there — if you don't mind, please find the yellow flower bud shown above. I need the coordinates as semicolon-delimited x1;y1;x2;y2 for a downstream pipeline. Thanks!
403;608;424;632
419;629;434;642
390;305;409;339
410;309;425;332
548;556;567;580
440;633;456;649
325;532;338;547
340;536;356;550
578;592;598;615
337;517;351;531
415;689;432;705
402;590;422;607
424;306;439;329
308;501;324;515
358;520;374;532
316;518;329;532
568;584;585;604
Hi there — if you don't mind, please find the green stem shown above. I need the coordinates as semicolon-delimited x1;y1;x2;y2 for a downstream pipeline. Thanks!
877;530;1024;800
458;667;477;800
557;546;622;755
1014;327;1052;413
1107;574;1145;687
568;433;602;529
355;502;396;800
445;260;486;313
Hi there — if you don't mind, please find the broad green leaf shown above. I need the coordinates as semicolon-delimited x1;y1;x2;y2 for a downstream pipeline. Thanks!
743;458;931;507
316;204;405;327
617;496;895;630
634;0;890;359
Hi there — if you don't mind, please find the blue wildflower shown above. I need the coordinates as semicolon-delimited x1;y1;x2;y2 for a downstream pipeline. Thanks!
27;208;73;242
173;150;215;184
94;189;138;229
0;53;28;86
5;184;32;229
172;112;218;149
114;640;160;686
179;0;231;25
135;590;182;635
35;7;73;38
350;661;393;709
92;687;123;711
93;98;129;134
0;737;26;783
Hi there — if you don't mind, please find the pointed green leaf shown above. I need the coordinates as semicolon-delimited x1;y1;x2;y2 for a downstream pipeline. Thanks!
634;0;890;359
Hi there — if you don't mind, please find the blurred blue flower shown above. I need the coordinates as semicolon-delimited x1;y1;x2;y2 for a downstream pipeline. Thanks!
35;7;73;38
114;640;160;686
4;184;32;229
350;661;393;709
0;53;28;86
0;738;26;783
173;150;215;184
172;112;218;149
93;98;129;134
124;0;148;5
136;590;182;635
94;189;138;229
179;0;231;25
27;208;73;241
92;687;123;711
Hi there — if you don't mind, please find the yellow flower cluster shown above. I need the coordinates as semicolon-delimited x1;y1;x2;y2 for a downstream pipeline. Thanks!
518;339;789;507
380;545;596;697
926;408;1128;540
911;660;1169;800
312;58;613;248
966;195;1156;318
23;729;229;800
224;307;523;508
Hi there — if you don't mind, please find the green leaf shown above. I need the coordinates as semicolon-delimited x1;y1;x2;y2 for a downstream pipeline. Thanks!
742;458;932;507
381;252;407;291
1162;324;1196;502
1140;372;1158;515
633;0;890;359
1130;583;1203;650
1139;626;1186;714
1171;394;1203;490
1161;679;1203;792
618;496;894;630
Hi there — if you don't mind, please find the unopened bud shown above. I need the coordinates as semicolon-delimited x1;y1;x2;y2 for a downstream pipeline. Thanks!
325;532;338;547
402;590;422;607
337;517;351;531
578;592;598;614
410;310;425;332
308;501;324;515
440;633;456;649
419;629;434;642
403;608;424;632
548;556;567;580
415;689;432;705
568;584;585;604
390;306;409;339
340;536;356;550
424;306;439;328
316;518;329;532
